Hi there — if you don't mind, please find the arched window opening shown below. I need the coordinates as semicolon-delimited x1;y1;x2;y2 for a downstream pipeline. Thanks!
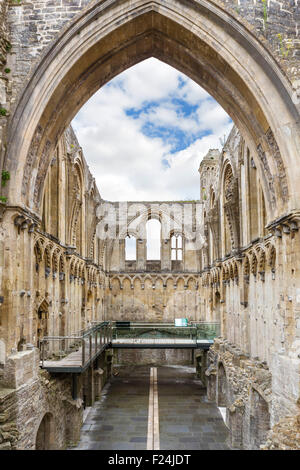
125;235;136;261
171;234;183;261
146;219;161;260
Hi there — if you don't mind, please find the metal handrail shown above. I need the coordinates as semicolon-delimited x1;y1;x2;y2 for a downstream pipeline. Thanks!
40;321;112;368
39;320;219;368
112;322;220;343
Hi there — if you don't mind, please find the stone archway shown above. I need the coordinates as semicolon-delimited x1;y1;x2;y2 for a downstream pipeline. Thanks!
2;0;299;221
35;412;55;450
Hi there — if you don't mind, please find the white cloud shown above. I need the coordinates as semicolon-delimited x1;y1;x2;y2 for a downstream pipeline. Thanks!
72;58;232;201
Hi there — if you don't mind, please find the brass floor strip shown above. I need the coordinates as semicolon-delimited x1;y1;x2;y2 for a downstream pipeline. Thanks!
147;367;160;450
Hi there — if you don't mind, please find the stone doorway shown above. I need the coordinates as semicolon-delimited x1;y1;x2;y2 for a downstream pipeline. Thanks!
35;413;55;450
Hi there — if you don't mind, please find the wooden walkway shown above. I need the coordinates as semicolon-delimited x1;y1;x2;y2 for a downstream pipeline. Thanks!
41;340;107;373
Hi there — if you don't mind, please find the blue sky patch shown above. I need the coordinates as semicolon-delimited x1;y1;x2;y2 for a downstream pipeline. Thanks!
72;58;232;201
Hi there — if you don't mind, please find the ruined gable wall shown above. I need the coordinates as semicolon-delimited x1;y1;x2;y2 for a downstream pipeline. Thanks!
2;0;299;119
99;200;207;323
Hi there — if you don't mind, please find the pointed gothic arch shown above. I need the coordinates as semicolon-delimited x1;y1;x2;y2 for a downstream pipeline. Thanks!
3;0;298;224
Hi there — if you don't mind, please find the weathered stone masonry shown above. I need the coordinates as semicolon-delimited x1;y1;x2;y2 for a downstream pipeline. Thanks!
0;0;299;450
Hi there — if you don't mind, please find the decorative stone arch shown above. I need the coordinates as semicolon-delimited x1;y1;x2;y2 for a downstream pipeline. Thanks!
120;275;132;290
154;275;164;287
44;244;53;278
221;161;240;251
229;262;234;281
33;238;44;267
250;251;258;278
133;276;142;289
187;276;196;290
119;224;140;241
52;248;61;276
98;240;107;268
175;276;185;289
74;259;80;279
77;262;84;280
243;255;250;280
111;276;121;289
4;0;298;222
89;228;97;261
217;268;221;284
222;264;229;283
58;254;65;276
154;277;164;290
35;412;55;450
233;261;239;284
70;161;84;253
69;258;76;277
256;247;266;281
266;243;276;275
122;276;132;291
241;255;250;307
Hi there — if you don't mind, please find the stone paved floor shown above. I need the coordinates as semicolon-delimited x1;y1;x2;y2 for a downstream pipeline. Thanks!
157;366;229;450
72;365;230;450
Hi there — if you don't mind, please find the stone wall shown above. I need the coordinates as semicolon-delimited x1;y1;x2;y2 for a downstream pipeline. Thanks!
0;348;82;449
206;326;300;450
114;348;194;366
206;338;273;449
106;274;208;323
199;126;300;450
0;346;112;449
0;125;104;357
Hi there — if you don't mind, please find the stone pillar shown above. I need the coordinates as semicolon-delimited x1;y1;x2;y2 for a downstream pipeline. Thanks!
206;368;217;402
228;405;244;449
105;348;113;378
86;365;95;407
94;367;104;401
195;350;207;387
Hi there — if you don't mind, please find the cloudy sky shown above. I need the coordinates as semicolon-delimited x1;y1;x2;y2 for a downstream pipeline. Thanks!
72;58;232;201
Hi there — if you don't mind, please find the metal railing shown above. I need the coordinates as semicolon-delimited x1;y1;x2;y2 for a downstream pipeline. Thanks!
39;320;220;369
40;321;112;369
111;321;220;343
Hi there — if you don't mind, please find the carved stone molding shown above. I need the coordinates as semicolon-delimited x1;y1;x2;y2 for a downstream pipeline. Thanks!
256;143;276;208
265;128;289;203
22;125;43;197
